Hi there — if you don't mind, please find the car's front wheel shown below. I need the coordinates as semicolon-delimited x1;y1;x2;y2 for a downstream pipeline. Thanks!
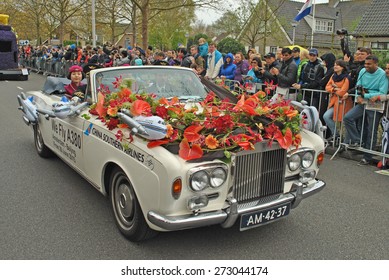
109;167;156;241
33;124;53;158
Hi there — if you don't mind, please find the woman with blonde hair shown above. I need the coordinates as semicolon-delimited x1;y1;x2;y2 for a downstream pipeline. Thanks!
296;48;309;82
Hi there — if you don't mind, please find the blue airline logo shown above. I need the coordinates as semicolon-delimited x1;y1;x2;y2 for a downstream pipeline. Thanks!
84;123;93;136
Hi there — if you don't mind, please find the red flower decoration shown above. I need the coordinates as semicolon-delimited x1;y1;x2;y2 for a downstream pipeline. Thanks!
112;75;123;89
183;125;203;142
95;92;107;118
274;127;293;149
130;100;151;116
107;118;119;130
89;75;302;161
155;106;168;119
179;138;203;160
147;139;170;148
115;130;123;141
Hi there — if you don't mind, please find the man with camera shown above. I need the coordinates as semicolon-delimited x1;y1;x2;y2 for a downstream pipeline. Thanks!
254;53;280;83
343;55;388;165
113;48;130;66
336;28;352;61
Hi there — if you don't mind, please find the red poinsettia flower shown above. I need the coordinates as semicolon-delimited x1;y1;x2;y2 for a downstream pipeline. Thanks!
118;87;132;99
183;125;203;142
179;138;203;160
274;127;293;149
115;130;123;141
107;118;119;130
130;99;151;116
155;106;168;119
213;115;234;134
203;92;216;104
112;75;123;89
95;92;107;118
147;139;170;148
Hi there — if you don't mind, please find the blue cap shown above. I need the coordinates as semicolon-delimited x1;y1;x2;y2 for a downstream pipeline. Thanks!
309;48;319;56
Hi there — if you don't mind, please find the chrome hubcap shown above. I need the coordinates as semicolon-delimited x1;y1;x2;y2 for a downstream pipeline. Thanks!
116;182;134;224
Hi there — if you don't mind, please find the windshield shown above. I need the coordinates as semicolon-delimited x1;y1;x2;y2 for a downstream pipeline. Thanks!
93;67;208;100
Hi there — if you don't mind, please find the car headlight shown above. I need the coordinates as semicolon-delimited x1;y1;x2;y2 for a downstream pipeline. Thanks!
302;151;314;168
190;170;209;191
189;165;228;192
210;167;227;188
288;153;301;171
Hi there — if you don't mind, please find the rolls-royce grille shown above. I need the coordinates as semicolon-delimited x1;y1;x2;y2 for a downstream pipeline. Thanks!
233;147;286;203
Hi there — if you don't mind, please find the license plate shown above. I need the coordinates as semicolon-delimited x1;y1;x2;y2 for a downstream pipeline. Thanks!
240;203;291;231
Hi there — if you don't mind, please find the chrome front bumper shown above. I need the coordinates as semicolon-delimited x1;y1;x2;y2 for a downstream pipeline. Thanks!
147;179;326;231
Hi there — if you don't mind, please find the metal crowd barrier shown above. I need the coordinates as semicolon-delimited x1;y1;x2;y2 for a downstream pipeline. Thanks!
329;94;389;162
20;56;77;78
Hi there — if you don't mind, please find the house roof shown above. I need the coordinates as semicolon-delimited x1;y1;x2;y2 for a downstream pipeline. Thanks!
271;0;371;48
354;0;389;36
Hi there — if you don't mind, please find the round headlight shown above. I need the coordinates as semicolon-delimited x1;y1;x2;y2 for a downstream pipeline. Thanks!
302;151;314;168
210;167;227;188
190;170;209;191
288;153;301;171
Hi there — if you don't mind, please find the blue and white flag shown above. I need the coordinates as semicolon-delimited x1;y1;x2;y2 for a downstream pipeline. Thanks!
294;0;313;21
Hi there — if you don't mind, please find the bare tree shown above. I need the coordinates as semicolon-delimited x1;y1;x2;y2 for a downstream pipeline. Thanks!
95;0;135;44
237;0;287;51
43;0;88;45
130;0;221;50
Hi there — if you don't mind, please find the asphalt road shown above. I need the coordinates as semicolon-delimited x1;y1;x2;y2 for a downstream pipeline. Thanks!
1;73;388;260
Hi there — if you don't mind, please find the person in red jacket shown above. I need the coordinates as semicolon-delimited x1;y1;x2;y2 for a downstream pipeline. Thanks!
64;65;85;97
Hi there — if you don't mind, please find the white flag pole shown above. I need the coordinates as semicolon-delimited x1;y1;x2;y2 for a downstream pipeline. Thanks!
311;0;316;48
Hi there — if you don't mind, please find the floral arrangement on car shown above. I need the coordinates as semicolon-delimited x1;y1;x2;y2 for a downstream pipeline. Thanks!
88;76;302;161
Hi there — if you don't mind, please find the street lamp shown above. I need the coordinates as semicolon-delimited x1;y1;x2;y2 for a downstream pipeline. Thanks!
291;22;298;45
92;0;96;47
185;32;189;49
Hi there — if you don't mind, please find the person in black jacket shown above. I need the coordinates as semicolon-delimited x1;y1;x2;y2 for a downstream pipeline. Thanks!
292;48;325;109
318;52;337;125
270;47;298;101
320;53;336;88
254;52;280;85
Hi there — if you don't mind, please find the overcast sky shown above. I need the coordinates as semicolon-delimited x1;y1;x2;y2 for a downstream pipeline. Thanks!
196;0;330;25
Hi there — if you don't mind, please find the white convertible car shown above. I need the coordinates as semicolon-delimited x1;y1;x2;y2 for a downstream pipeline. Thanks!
17;66;326;241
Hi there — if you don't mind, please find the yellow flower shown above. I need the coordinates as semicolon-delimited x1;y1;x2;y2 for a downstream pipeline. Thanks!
166;124;174;138
205;135;219;149
107;106;118;117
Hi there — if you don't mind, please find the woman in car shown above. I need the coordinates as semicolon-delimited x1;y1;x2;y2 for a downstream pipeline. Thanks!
64;65;86;97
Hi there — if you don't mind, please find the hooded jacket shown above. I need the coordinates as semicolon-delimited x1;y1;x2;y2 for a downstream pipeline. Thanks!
320;53;336;88
219;53;236;80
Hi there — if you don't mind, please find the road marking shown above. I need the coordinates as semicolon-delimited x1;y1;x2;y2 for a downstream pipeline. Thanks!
17;87;24;90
